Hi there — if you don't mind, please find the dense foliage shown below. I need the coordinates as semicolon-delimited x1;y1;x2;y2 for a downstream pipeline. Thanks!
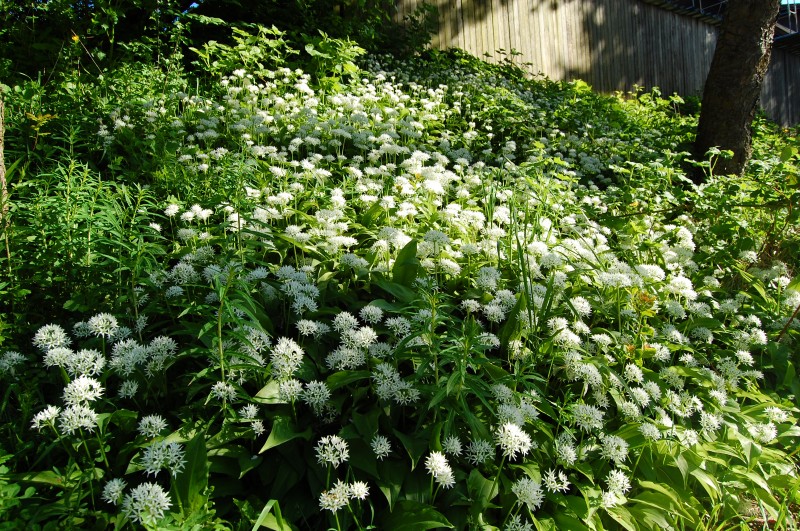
1;19;800;531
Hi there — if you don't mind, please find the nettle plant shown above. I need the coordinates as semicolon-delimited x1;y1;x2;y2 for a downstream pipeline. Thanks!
3;29;800;531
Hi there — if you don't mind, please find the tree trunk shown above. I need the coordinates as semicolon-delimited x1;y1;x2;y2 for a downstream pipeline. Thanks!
693;0;781;181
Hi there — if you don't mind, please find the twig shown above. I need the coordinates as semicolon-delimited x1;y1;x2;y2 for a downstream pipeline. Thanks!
777;301;800;343
0;98;6;221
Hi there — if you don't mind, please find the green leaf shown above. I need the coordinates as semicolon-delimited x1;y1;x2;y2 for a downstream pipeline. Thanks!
393;427;430;469
605;505;637;531
351;408;380;438
392;239;420;287
173;429;209;516
375;278;418;304
636;480;697;522
254;381;284;404
259;416;311;453
467;469;498;514
780;145;798;162
381;500;454;530
327;370;371;391
12;470;66;488
252;499;293;531
376;460;407;510
629;505;673;529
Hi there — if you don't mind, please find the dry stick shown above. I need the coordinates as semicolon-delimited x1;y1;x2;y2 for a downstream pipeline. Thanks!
777;301;800;343
0;97;11;292
0;98;6;217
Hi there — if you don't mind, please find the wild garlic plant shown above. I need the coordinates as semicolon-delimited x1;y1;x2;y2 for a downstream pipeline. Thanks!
4;34;799;530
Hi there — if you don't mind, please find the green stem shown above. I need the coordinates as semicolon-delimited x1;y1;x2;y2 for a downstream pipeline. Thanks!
490;455;507;503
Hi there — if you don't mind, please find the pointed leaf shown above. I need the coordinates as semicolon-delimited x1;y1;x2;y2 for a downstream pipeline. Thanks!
392;239;419;287
259;416;311;453
381;500;454;530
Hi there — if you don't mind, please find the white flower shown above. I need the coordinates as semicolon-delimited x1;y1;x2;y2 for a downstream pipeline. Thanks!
138;415;168;438
599;433;629;466
571;403;604;432
139;440;186;477
211;381;237;402
425;451;455;488
605;469;631;495
495;423;532;460
765;406;789;423
699;411;722;433
505;514;534;531
349;481;370;500
543;468;570;493
747;422;777;443
278;379;304;402
442;435;462;456
371;435;392;460
31;405;61;431
270;337;305;380
623;363;643;383
319;479;350;512
0;351;25;375
119;380;139;399
238;404;259;421
121;482;172;526
102;478;127;505
302;380;331;414
639;423;661;441
87;313;119;339
466;439;494;465
333;312;359;332
62;375;104;406
512;477;544;511
359;305;384;324
316;435;349;468
59;404;99;434
33;324;70;352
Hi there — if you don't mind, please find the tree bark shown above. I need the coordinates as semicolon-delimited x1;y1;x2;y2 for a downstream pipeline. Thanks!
693;0;781;181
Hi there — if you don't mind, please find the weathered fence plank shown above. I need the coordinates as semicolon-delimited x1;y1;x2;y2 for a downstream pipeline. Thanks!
397;0;799;125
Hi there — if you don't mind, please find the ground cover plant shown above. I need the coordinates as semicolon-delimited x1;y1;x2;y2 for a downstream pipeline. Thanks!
1;25;800;530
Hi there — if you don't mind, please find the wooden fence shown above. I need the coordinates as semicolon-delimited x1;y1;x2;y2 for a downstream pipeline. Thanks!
394;0;800;125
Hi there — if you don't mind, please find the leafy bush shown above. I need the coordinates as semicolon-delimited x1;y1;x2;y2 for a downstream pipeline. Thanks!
1;28;799;531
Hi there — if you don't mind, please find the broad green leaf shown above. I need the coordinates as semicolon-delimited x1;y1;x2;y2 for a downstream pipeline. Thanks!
12;470;67;488
326;370;371;391
375;278;418;304
629;505;673;529
392;239;419;287
259;416;311;453
252;499;293;531
689;468;720;501
605;505;637;531
376;460;407;510
467;469;498;513
173;429;209;516
780;145;798;162
393;427;431;469
553;510;591;531
254;381;284;404
636;480;696;522
381;500;454;530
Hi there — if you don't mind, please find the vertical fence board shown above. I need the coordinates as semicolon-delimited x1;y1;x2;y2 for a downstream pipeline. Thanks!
394;0;798;125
